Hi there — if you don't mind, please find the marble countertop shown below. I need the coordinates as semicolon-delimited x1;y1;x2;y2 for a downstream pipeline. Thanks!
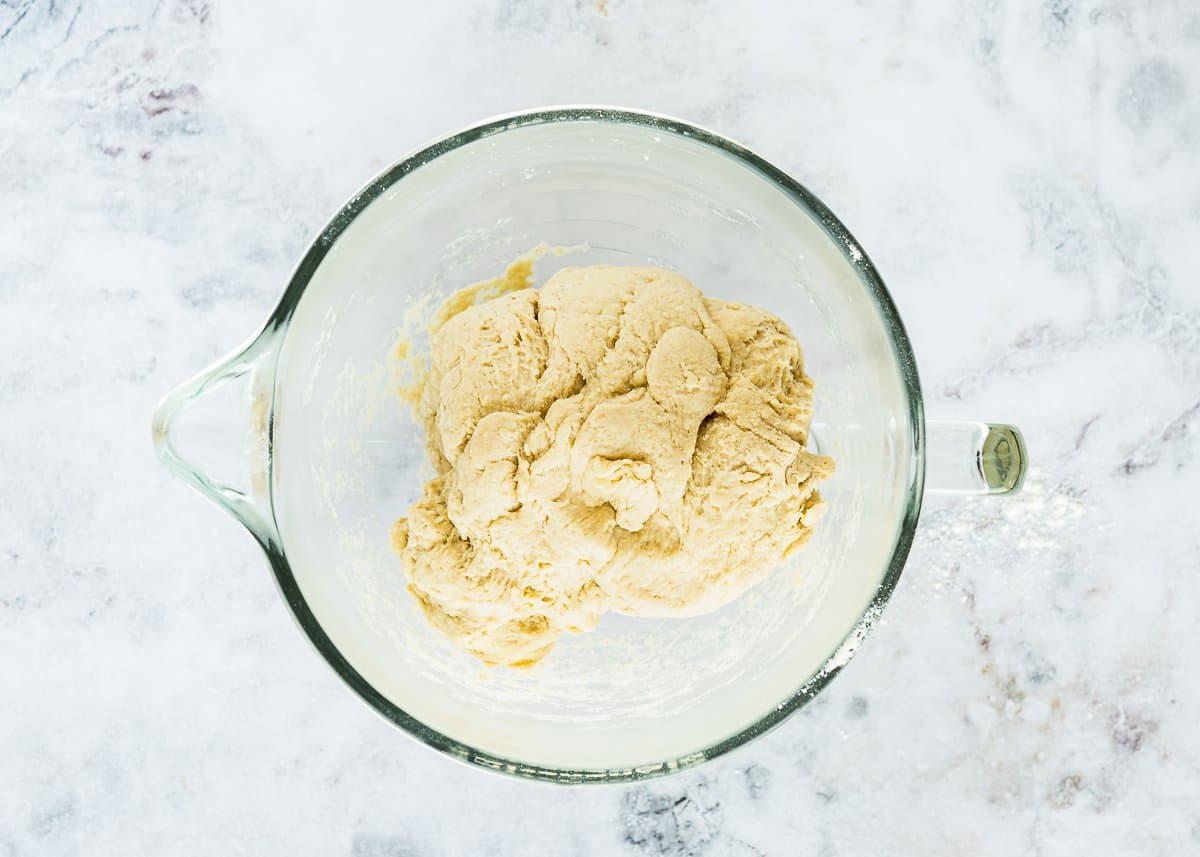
4;1;1198;854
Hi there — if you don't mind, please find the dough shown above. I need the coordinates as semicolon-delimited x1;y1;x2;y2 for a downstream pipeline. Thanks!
391;265;834;667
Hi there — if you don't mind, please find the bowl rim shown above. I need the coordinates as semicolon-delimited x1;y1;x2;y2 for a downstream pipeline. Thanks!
262;105;926;783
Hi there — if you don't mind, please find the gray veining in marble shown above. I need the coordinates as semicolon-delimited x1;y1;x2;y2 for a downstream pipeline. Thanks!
3;1;1199;854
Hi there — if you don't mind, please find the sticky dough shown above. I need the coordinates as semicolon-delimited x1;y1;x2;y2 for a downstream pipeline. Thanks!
391;265;834;667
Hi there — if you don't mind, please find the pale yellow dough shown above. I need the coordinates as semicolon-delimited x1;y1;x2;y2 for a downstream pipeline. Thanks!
391;265;834;667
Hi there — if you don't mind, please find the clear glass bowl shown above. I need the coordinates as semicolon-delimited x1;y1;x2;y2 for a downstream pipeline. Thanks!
153;108;1026;782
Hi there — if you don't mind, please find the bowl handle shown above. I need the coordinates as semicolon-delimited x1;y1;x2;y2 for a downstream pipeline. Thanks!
925;421;1027;495
151;330;282;549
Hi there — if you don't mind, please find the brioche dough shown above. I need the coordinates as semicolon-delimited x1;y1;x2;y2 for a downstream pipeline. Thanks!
391;265;833;666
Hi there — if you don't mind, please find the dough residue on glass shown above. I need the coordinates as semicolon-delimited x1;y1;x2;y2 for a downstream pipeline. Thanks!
390;263;834;667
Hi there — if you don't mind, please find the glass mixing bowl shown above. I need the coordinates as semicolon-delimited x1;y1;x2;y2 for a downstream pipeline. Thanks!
153;107;1026;782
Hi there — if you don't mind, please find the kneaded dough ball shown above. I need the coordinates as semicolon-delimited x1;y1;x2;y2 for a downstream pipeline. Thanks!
391;266;833;666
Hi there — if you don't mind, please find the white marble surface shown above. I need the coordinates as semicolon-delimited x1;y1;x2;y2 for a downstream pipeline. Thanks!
3;1;1199;854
